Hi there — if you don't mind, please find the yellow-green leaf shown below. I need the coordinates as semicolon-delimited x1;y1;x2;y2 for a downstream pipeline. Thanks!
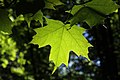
31;18;91;72
11;67;25;75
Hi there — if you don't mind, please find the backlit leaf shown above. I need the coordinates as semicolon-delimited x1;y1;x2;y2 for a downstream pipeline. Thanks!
31;18;91;72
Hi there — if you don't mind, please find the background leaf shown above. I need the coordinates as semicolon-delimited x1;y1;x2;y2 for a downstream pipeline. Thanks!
70;7;105;26
24;10;43;27
32;10;43;26
86;0;119;15
44;0;64;10
0;9;12;34
70;0;119;26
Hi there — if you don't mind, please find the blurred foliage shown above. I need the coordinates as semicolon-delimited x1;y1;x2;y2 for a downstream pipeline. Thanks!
0;31;18;68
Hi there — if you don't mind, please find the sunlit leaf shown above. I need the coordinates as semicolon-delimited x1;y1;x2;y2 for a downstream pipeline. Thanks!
31;18;91;72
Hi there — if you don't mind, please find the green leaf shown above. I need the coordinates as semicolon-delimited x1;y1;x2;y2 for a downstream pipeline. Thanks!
31;18;91;72
44;0;64;10
70;0;119;26
0;9;12;34
70;7;105;26
32;10;43;26
44;1;56;10
47;0;63;5
24;13;33;27
85;0;119;15
24;10;43;27
71;5;83;15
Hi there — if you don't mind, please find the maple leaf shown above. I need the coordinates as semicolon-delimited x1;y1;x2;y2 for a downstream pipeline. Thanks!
31;18;91;72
